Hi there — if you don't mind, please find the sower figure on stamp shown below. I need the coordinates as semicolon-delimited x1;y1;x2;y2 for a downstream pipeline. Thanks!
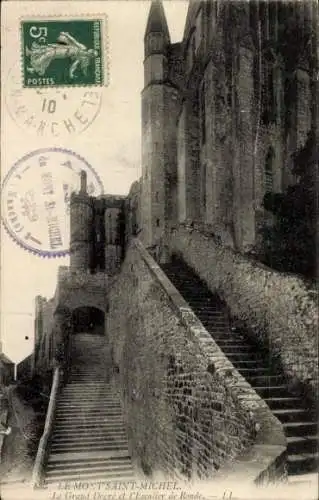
26;31;98;79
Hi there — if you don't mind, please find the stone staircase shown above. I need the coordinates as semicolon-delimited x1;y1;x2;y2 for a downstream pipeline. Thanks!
43;333;135;485
161;259;318;480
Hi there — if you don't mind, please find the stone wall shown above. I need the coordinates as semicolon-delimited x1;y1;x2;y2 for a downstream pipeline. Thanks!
34;298;55;375
169;223;318;400
107;239;286;483
16;354;32;382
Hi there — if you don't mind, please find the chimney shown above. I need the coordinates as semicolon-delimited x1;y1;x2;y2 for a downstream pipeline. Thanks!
80;170;87;194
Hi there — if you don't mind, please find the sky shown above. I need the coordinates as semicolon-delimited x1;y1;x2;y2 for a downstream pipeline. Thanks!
1;0;188;364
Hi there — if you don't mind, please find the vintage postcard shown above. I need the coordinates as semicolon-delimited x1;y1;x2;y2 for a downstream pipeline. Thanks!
1;1;318;500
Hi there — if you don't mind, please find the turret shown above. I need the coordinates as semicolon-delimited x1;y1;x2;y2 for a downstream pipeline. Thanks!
70;170;93;271
144;0;170;85
141;1;179;256
145;0;170;57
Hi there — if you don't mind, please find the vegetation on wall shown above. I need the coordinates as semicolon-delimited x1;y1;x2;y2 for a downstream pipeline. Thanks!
258;129;318;279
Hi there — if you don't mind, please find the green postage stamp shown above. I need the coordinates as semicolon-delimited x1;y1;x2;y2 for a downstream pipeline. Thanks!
21;18;107;87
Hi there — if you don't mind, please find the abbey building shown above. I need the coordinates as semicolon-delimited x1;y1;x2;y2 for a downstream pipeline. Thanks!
139;0;317;253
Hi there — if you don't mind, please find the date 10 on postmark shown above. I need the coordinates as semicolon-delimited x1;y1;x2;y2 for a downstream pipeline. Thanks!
21;18;107;88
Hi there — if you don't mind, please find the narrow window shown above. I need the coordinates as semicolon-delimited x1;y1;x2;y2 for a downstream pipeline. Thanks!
201;161;207;216
262;62;276;124
191;33;196;62
265;147;274;192
156;218;160;227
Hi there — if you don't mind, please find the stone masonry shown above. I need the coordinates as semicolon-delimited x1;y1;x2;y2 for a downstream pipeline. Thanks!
169;223;318;401
107;240;286;482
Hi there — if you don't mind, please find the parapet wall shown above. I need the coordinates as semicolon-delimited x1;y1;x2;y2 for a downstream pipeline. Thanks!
107;239;286;483
169;223;318;401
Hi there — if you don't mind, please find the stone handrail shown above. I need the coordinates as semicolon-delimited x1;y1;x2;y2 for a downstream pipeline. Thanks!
133;238;287;485
32;367;60;488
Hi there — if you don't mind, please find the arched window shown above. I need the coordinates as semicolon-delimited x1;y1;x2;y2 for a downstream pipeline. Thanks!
265;147;274;192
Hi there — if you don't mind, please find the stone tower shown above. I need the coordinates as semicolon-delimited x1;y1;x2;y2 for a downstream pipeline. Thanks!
70;170;93;270
141;0;180;254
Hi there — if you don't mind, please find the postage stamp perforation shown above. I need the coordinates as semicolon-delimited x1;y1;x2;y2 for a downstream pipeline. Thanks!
19;13;109;88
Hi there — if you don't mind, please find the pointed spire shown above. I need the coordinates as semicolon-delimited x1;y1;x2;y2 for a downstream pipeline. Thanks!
145;0;170;42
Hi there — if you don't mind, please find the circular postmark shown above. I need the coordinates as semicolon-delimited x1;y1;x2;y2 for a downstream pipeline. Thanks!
5;63;102;138
1;148;104;257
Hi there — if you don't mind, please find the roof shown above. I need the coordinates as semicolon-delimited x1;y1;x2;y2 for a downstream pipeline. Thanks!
145;0;170;41
17;354;32;367
0;353;14;365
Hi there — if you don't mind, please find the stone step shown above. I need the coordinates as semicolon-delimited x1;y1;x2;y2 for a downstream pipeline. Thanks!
264;397;303;411
59;392;117;397
62;382;114;388
51;437;128;445
55;410;123;416
55;409;122;416
59;391;118;395
287;435;318;454
288;472;318;484
50;444;129;453
46;463;134;477
62;382;113;385
217;344;254;352
245;374;286;386
287;452;319;475
52;432;127;440
68;375;110;378
47;457;132;468
54;419;125;425
57;399;119;405
272;408;313;423
56;405;121;411
57;400;121;406
282;421;318;437
53;426;127;434
196;319;227;326
223;353;264;362
45;471;136;484
68;377;109;380
237;367;273;375
61;382;113;387
68;373;108;376
212;338;249;345
52;425;126;433
230;360;270;369
57;402;120;407
53;421;126;429
47;452;131;464
162;260;319;479
51;441;129;450
253;385;291;398
68;374;109;376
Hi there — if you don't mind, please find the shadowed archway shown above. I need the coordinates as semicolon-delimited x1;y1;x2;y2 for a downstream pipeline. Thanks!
72;306;105;335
